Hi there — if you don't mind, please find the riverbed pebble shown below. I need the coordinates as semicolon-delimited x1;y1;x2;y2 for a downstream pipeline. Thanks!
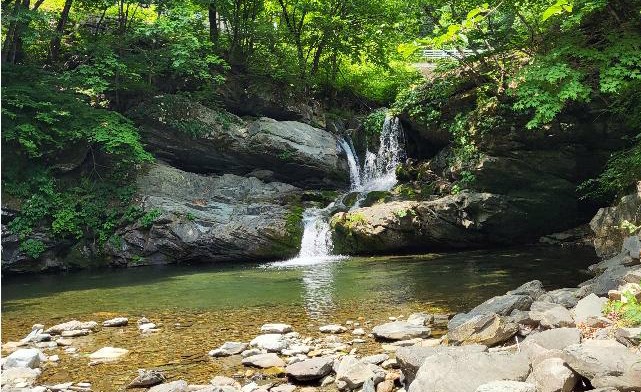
319;325;346;334
103;317;129;327
260;323;293;334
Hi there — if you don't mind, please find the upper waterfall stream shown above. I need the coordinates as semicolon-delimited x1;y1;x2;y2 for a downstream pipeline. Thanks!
266;116;406;267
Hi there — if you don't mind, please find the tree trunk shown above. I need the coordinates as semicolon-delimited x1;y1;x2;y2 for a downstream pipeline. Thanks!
208;0;218;47
49;0;73;62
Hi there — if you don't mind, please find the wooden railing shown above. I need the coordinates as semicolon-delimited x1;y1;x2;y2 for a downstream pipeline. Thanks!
421;49;478;60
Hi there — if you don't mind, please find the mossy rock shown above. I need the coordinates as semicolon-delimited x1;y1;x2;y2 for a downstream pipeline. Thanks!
361;191;390;207
341;192;361;208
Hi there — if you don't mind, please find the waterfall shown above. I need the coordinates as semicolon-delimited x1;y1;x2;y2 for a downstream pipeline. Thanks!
359;116;406;192
298;207;334;258
265;115;405;267
337;138;361;190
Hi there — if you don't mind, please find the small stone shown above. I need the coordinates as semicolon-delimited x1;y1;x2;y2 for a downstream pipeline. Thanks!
352;328;366;336
103;317;129;327
407;313;434;326
139;322;157;331
372;321;431;341
48;354;60;362
242;353;285;368
56;338;73;346
209;342;248;357
61;329;90;337
319;324;347;334
261;324;293;334
361;354;389;365
271;384;296;392
320;375;335;386
148;380;188;392
241;349;263;357
250;334;288;352
376;380;394;392
128;369;166;388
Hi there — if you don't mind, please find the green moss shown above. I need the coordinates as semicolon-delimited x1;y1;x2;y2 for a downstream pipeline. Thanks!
361;191;390;207
139;209;162;229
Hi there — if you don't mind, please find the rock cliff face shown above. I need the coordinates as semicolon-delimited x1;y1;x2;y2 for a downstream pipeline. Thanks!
130;95;349;189
331;100;631;254
105;163;304;266
590;183;641;258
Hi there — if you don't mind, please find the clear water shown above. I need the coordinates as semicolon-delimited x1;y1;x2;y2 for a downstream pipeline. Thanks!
3;246;596;320
1;246;597;389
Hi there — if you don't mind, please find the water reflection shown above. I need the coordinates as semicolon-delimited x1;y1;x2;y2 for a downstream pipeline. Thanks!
300;262;338;319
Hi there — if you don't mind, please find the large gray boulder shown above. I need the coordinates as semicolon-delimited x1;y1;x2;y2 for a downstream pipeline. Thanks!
372;321;431;341
529;301;575;329
130;96;348;189
590;187;641;258
526;357;577;392
4;348;44;369
562;340;640;380
522;328;581;351
538;288;580;309
396;345;487;386
449;294;533;329
331;192;573;254
572;293;608;323
408;351;531;392
106;163;304;266
447;314;518;346
591;361;641;391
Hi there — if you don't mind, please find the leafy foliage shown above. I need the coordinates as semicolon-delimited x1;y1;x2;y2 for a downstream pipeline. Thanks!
1;66;152;259
604;287;641;327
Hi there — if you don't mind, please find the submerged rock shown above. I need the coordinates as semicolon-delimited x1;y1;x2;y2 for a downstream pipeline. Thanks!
209;342;248;357
88;347;129;363
127;369;166;388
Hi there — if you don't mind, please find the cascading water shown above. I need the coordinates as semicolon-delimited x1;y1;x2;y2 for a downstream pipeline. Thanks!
359;116;406;192
265;115;406;267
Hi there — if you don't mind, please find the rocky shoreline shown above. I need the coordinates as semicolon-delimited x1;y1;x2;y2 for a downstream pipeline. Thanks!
3;231;640;392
